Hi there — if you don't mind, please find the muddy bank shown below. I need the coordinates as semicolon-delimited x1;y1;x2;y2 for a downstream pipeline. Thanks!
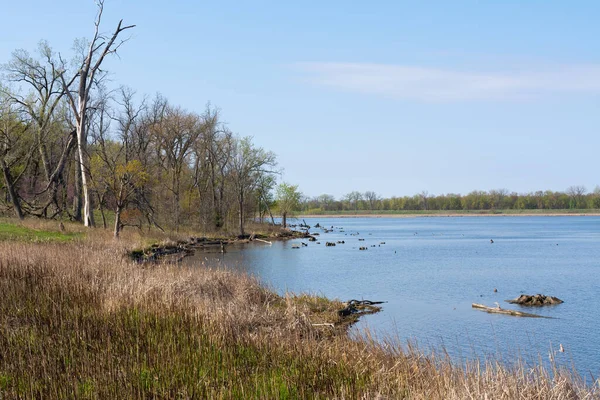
129;229;313;263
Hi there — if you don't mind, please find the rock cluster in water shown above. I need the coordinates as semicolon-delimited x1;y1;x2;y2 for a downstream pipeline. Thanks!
506;294;564;306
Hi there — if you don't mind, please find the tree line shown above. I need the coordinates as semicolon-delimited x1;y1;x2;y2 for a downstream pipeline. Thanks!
301;186;600;213
2;4;596;233
0;2;281;237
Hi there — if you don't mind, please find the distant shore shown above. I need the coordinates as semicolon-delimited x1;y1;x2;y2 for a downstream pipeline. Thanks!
296;211;600;219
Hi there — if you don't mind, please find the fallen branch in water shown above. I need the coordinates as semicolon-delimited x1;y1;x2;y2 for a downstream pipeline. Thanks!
254;238;272;245
472;303;553;318
338;299;386;317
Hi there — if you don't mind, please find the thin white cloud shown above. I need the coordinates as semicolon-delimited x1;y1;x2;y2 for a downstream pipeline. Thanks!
296;62;600;102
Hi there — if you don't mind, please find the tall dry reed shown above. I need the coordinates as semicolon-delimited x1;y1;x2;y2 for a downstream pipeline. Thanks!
0;235;598;399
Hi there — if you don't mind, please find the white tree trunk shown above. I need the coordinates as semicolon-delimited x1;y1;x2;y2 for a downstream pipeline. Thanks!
77;124;93;227
114;207;122;238
76;96;95;227
58;1;134;228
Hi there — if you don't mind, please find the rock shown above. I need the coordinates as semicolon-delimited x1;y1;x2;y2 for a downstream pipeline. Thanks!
506;294;564;306
325;242;336;247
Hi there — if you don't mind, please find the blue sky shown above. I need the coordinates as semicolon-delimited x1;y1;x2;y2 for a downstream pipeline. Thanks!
1;1;599;198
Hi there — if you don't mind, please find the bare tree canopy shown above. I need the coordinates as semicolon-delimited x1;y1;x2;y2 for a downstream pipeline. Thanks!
59;0;135;227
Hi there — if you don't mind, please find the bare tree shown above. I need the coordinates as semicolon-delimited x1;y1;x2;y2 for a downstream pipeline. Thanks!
59;0;135;227
489;188;509;209
344;191;363;211
152;105;201;232
231;137;277;236
566;185;587;209
105;94;166;232
114;86;146;163
364;190;380;210
255;173;276;224
2;42;78;218
0;93;31;219
191;106;234;229
419;190;430;210
317;194;335;211
91;113;149;237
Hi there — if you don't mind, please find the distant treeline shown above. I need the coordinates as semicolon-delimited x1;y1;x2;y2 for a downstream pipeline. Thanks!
301;187;600;213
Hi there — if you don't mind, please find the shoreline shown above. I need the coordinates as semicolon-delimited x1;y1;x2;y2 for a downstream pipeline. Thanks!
296;212;600;219
1;223;596;397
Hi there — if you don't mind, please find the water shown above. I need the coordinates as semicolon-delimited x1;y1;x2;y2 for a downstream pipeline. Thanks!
183;216;600;376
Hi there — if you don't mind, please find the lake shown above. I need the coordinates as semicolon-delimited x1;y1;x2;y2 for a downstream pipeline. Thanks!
183;216;600;376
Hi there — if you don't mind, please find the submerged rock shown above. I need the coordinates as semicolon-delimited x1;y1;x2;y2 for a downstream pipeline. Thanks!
506;294;564;306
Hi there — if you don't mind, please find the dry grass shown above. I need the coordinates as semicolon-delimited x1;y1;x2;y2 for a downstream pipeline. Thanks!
0;232;598;399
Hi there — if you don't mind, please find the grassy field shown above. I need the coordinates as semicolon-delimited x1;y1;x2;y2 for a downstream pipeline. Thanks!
0;219;83;242
0;220;597;398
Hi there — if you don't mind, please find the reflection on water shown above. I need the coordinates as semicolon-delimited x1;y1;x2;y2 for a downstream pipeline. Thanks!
183;216;600;376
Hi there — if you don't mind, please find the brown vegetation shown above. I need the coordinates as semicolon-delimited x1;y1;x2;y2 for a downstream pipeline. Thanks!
0;231;597;398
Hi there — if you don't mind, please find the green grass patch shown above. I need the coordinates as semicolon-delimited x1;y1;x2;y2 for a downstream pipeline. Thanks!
0;222;81;242
0;264;370;398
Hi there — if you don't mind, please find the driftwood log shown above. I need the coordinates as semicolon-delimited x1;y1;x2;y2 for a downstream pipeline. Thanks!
338;299;386;317
472;303;553;318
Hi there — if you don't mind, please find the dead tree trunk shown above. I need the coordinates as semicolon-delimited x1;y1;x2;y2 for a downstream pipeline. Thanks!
1;159;24;220
114;206;122;238
238;196;245;236
59;1;134;227
72;154;82;222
